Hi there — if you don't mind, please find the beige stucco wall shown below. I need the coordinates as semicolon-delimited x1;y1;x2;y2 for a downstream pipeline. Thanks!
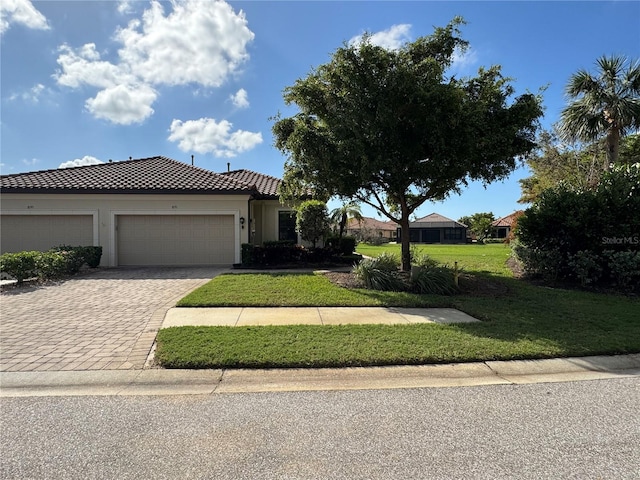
251;200;299;244
0;193;251;266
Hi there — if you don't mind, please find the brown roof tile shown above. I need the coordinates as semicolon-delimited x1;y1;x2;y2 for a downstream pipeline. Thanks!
221;169;281;198
492;210;525;228
1;156;256;194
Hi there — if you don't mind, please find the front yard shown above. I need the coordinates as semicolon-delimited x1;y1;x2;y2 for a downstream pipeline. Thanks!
156;244;640;369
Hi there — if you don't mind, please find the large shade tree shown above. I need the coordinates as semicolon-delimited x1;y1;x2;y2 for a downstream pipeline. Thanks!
273;17;543;270
559;55;640;171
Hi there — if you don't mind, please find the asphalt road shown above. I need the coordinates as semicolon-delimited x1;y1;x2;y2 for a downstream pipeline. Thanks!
1;378;638;479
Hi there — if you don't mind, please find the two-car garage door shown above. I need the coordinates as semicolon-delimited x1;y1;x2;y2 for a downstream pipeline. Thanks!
116;215;235;266
0;215;94;254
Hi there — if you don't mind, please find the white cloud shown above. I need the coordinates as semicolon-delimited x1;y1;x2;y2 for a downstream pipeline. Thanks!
21;158;38;167
0;0;49;35
230;88;249;108
8;83;46;103
85;83;157;125
349;24;412;50
53;0;254;124
168;117;262;158
59;156;103;169
117;0;134;15
450;46;479;75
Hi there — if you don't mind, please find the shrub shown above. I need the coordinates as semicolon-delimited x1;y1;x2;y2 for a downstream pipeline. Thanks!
326;235;357;255
516;163;640;289
410;246;439;269
296;200;331;248
352;253;405;291
80;246;102;268
241;243;254;265
0;251;40;284
568;250;603;287
411;266;459;295
604;250;640;291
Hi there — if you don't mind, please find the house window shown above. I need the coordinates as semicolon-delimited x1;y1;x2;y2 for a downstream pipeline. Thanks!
444;228;463;240
278;211;297;242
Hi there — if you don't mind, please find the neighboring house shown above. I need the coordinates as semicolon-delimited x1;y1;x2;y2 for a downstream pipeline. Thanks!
346;216;397;241
397;213;468;244
0;156;296;266
491;210;524;239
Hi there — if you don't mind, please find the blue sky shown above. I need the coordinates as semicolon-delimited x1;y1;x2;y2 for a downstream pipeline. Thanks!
2;1;639;221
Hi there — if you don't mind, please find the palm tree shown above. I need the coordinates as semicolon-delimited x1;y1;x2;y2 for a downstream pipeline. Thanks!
559;55;640;171
330;201;363;238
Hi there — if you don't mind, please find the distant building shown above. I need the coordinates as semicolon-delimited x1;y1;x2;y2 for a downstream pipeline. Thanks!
491;211;524;239
397;213;468;244
346;216;397;242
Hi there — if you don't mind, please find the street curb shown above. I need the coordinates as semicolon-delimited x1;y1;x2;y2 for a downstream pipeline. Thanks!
1;354;638;397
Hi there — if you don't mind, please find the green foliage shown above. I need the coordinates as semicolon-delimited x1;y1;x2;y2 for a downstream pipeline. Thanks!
458;212;495;241
515;163;640;289
410;266;459;295
604;250;640;291
326;235;357;255
241;243;254;265
409;246;439;268
329;201;363;238
0;245;103;284
272;16;543;270
296;200;330;248
559;55;640;168
0;251;40;284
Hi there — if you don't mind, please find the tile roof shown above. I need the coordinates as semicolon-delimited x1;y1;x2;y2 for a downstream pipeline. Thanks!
221;169;281;199
492;210;525;228
347;216;397;231
0;156;258;195
412;213;467;228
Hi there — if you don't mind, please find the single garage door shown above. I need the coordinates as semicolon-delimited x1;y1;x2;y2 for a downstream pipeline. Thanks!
0;215;93;254
117;215;235;266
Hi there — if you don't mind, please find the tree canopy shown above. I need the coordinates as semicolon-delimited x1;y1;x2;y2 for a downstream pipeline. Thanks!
458;212;495;241
273;17;543;270
558;55;640;170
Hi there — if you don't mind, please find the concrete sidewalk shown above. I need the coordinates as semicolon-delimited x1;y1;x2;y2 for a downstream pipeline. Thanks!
162;307;480;328
1;354;639;397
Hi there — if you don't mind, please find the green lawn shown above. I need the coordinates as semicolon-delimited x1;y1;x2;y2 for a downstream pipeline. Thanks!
357;242;514;276
157;244;640;369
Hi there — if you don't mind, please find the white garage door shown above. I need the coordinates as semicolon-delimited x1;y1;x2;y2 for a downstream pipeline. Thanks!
117;215;235;266
0;215;93;254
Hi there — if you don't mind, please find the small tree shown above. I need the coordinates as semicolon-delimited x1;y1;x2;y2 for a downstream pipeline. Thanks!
296;200;330;248
559;55;640;171
458;212;495;241
330;201;363;238
273;17;543;271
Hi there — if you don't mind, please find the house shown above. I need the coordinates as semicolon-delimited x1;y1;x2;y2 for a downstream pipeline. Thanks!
491;210;524;239
0;156;296;266
346;216;397;242
397;213;468;244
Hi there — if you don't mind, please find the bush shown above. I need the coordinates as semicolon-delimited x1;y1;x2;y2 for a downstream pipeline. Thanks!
516;163;640;289
326;235;357;255
0;251;40;284
410;266;459;295
410;246;439;269
604;250;640;291
35;251;68;279
80;246;103;268
353;259;406;291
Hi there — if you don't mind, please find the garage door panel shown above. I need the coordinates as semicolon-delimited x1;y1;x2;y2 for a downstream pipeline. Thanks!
0;215;93;254
117;215;235;266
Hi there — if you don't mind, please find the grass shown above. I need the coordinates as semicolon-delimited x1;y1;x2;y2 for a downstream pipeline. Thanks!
357;242;514;276
157;243;640;369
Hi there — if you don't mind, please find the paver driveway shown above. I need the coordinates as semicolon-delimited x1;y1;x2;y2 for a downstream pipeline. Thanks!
0;267;224;372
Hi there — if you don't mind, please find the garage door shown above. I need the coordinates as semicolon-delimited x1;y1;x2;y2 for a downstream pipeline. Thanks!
0;215;93;254
117;215;235;266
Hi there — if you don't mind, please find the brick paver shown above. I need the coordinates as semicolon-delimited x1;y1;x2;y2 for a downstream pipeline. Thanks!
0;267;224;372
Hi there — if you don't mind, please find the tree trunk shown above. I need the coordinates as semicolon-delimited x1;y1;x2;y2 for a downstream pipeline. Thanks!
339;212;346;238
605;128;620;171
400;203;411;272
